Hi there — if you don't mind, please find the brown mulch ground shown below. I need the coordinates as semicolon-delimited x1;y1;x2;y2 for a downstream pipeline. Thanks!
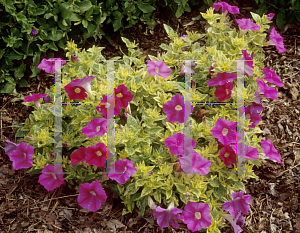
1;1;300;232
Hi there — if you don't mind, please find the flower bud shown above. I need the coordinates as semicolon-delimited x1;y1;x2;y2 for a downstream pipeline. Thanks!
148;171;153;176
26;136;34;141
62;142;71;147
157;159;162;164
71;55;80;62
186;192;190;198
50;152;55;159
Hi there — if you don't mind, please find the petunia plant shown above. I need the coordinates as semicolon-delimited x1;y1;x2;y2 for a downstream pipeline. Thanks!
7;1;286;232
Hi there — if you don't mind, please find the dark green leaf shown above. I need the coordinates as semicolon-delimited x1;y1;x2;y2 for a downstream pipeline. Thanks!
6;51;23;60
59;2;72;20
76;0;93;13
0;81;15;93
69;13;81;21
18;78;30;87
14;61;26;80
137;0;156;13
276;11;287;30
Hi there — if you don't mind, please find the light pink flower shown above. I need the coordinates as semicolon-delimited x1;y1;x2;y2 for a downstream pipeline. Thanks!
237;50;254;78
261;139;282;163
164;133;196;156
212;1;240;14
267;13;275;21
163;94;194;123
8;142;34;170
222;191;251;218
257;79;278;99
178;151;211;175
24;93;48;108
38;164;65;191
37;58;66;73
81;118;107;138
96;95;122;119
208;72;237;86
263;68;283;87
114;84;134;108
235;18;260;32
86;143;111;168
253;91;262;104
77;180;107;212
222;212;245;233
4;140;18;156
107;158;137;184
147;60;172;79
70;147;87;165
153;201;183;229
269;28;286;53
214;82;234;102
182;201;212;232
211;118;241;145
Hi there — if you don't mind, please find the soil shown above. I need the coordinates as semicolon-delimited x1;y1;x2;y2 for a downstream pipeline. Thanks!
1;1;300;232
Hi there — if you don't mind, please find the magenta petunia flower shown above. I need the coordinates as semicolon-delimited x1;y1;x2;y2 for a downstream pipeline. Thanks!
235;18;260;32
4;140;18;156
222;191;251;218
253;91;262;104
164;133;196;156
178;60;196;76
86;143;111;168
178;151;211;175
237;50;254;78
24;93;48;108
77;180;107;212
267;13;275;21
222;212;245;233
71;55;80;62
234;143;259;160
214;82;234;102
163;94;194;123
96;95;122;119
238;104;262;128
8;142;34;170
81;118;107;138
219;145;237;166
261;139;282;163
153;201;183;229
70;147;87;165
269;28;286;53
30;30;38;36
263;68;283;87
257;79;278;99
44;94;52;104
147;60;172;79
211;118;241;145
107;158;137;184
37;58;66;73
182;201;212;232
212;1;240;14
38;164;65;192
208;72;237;86
114;84;134;108
65;76;96;100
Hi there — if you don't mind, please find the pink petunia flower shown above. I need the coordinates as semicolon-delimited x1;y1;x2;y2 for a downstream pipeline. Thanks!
222;191;251;218
263;68;283;87
253;91;262;104
257;79;278;99
234;143;259;160
77;180;107;212
261;139;282;163
214;82;234;102
38;164;65;192
70;147;87;165
222;212;245;233
44;95;52;104
208;72;237;86
235;18;260;32
238;104;262;128
182;201;212;232
152;201;183;229
107;158;137;184
81;118;107;138
4;140;18;156
237;50;254;78
212;1;240;14
96;95;122;119
219;145;237;166
24;93;48;108
164;133;196;156
267;13;275;21
114;84;134;108
8;142;34;170
268;28;286;53
147;60;172;79
211;118;241;145
37;58;66;73
71;55;81;62
86;143;111;168
64;76;96;100
178;151;211;175
178;60;196;76
163;94;194;123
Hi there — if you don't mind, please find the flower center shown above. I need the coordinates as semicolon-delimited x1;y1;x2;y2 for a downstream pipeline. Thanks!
123;166;127;173
90;191;96;196
96;126;101;132
96;151;102;156
105;103;110;108
52;173;57;180
224;152;230;158
155;67;159;73
222;128;228;136
226;89;229;95
245;114;250;119
195;212;202;219
175;105;182;111
74;87;81;93
24;153;26;159
116;93;123;98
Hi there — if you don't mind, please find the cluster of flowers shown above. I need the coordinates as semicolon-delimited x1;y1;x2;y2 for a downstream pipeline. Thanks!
4;1;285;232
